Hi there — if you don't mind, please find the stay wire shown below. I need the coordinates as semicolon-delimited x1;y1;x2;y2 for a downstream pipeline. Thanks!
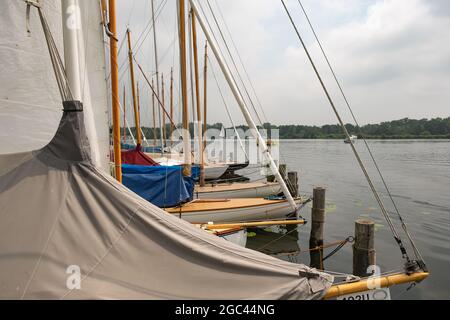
280;0;413;265
296;0;425;266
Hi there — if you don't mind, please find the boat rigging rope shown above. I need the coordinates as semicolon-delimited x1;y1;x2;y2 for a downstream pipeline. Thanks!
280;0;426;272
295;0;426;268
204;0;265;128
26;1;73;102
207;55;249;160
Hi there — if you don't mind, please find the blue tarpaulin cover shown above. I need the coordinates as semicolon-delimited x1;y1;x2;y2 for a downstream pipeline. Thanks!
122;164;195;208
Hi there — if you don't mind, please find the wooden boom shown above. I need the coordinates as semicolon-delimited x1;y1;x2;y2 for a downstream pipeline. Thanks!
324;272;429;300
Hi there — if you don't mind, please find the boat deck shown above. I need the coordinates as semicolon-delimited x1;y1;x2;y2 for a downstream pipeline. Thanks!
165;197;303;213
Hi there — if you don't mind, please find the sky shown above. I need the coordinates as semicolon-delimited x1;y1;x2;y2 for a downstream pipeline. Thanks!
116;0;450;127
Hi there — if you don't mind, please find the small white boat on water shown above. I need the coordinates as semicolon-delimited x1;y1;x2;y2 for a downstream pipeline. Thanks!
195;181;282;199
344;135;357;144
165;197;305;224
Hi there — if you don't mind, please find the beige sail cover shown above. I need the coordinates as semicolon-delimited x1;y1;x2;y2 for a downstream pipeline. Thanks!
0;0;110;173
0;102;333;299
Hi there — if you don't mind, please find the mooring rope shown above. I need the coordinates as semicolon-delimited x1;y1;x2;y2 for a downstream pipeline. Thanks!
280;0;426;271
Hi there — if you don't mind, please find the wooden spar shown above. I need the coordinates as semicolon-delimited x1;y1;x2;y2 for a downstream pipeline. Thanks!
152;78;157;146
202;220;306;230
123;85;126;142
203;41;208;152
126;29;142;146
108;0;122;182
161;73;166;144
170;68;174;143
178;0;191;177
323;272;429;300
134;59;180;134
191;8;205;187
151;0;164;152
190;0;297;212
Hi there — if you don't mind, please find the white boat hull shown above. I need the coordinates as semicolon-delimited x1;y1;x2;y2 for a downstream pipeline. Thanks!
149;153;229;180
167;198;302;224
195;182;282;199
203;164;228;180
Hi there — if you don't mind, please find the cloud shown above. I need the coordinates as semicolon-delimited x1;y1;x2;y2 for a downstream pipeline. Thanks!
117;0;450;126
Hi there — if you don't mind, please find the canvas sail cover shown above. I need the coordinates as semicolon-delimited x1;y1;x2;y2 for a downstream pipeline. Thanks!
0;102;333;299
0;0;110;173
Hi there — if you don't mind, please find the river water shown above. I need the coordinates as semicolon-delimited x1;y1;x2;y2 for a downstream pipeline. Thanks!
246;139;450;299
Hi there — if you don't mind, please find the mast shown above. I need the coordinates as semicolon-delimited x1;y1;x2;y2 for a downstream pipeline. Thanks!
151;0;164;152
170;68;174;143
137;81;141;126
107;0;122;182
190;0;297;211
191;8;205;186
152;78;157;146
203;41;208;171
126;29;142;146
61;0;82;100
162;74;166;144
123;85;126;142
178;0;191;177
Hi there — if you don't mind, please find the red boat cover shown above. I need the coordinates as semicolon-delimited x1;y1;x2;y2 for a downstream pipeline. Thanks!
121;145;159;166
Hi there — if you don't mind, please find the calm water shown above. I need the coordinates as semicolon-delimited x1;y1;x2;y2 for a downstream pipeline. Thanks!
246;139;450;299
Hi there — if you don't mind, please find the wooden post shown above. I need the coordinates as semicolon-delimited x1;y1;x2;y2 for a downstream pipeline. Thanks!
353;219;376;277
287;171;298;197
309;187;325;270
279;164;287;181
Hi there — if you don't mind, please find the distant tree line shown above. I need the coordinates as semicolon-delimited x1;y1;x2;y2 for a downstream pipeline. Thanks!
120;117;450;140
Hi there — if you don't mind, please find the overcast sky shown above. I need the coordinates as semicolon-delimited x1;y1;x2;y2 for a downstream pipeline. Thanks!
116;0;450;127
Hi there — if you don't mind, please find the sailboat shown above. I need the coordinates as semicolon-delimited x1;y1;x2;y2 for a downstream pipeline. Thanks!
0;0;333;300
0;0;431;301
118;8;304;223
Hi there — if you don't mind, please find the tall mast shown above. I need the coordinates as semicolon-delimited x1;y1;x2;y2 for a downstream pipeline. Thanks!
137;81;141;124
152;78;157;146
203;41;208;148
151;0;164;152
170;68;174;143
107;0;122;182
161;73;166;144
178;0;191;176
126;29;142;146
62;0;82;100
190;0;298;211
123;85;126;142
191;8;205;186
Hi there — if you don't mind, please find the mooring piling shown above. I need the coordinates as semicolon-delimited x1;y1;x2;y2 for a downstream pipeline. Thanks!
287;171;298;197
309;187;326;270
353;218;376;277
